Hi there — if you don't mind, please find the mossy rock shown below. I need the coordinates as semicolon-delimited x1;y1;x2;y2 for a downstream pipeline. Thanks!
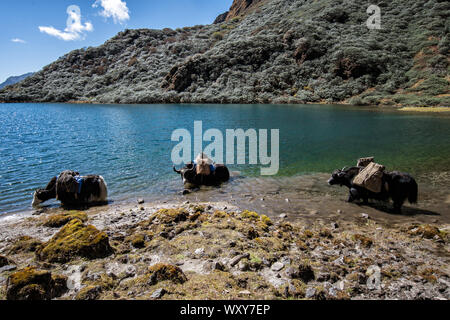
292;261;315;283
407;225;444;240
75;285;102;300
191;205;205;213
127;233;146;248
254;237;286;251
0;255;14;267
296;239;309;251
43;211;88;228
213;210;229;218
6;267;67;300
147;263;187;284
7;236;42;254
301;229;315;240
260;215;273;226
247;227;259;240
319;228;333;239
352;234;373;248
241;210;260;220
36;219;113;263
153;208;189;224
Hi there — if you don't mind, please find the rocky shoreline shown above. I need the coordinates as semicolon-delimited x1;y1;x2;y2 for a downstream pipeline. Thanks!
0;198;448;300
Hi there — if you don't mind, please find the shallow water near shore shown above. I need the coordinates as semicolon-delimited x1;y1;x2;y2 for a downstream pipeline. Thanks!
1;103;450;216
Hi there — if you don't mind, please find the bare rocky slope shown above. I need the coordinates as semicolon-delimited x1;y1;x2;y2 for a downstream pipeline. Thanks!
0;0;448;106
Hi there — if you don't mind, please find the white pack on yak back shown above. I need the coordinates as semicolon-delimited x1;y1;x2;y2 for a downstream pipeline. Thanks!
195;153;214;175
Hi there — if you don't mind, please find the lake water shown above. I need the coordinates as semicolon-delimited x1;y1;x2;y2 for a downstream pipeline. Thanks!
1;103;449;216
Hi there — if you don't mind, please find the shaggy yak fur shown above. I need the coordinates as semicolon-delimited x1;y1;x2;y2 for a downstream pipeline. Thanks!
174;163;230;189
32;170;108;207
328;167;418;213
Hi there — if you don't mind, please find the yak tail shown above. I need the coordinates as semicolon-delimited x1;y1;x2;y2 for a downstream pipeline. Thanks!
408;178;418;204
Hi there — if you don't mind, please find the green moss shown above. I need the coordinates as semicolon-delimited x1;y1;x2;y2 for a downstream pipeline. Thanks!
254;237;286;251
6;267;67;300
260;215;273;226
241;210;260;220
7;236;42;254
191;205;205;213
296;239;309;251
319;228;333;239
76;285;102;300
153;208;189;224
303;230;314;239
249;253;262;264
279;222;293;232
36;219;113;263
247;227;259;240
213;210;229;218
43;211;88;228
212;31;224;41
147;263;187;284
127;233;146;248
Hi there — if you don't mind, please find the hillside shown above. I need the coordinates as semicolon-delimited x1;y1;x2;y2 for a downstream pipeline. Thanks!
0;72;34;90
0;0;448;106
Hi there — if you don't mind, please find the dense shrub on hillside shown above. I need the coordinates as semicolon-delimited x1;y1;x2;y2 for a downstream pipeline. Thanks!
0;0;448;106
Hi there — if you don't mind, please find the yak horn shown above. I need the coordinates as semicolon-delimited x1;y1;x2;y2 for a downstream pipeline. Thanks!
173;166;181;174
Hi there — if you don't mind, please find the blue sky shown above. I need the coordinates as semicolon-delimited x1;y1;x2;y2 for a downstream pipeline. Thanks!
0;0;233;83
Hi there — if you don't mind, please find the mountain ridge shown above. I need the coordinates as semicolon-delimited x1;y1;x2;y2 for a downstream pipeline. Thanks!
0;72;35;90
0;0;448;107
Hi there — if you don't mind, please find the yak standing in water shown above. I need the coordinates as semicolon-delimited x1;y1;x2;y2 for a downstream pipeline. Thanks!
174;153;230;189
32;170;108;207
328;167;418;213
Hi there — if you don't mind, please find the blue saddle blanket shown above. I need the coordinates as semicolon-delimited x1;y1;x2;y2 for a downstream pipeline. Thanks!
74;176;83;194
56;174;83;194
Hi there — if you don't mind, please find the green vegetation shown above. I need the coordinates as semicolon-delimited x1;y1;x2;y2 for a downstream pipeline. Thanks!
42;211;88;228
36;219;113;263
6;267;67;300
7;236;42;254
2;0;447;106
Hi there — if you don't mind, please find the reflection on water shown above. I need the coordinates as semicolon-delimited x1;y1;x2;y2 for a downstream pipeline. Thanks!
0;103;449;215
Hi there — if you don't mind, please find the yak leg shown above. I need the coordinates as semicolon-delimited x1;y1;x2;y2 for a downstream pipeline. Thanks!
348;188;360;202
392;198;405;214
347;194;354;203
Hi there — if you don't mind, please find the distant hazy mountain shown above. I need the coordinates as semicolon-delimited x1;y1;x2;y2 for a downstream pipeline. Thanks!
0;72;35;89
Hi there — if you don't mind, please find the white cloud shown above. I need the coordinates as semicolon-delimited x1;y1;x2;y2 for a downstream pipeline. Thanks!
39;5;93;41
93;0;130;24
11;38;26;44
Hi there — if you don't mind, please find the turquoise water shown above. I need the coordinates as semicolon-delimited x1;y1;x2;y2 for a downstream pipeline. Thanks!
0;103;449;215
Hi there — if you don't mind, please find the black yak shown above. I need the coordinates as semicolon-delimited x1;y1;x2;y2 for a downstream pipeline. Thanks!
174;163;230;189
328;167;418;213
32;170;108;207
174;154;230;189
